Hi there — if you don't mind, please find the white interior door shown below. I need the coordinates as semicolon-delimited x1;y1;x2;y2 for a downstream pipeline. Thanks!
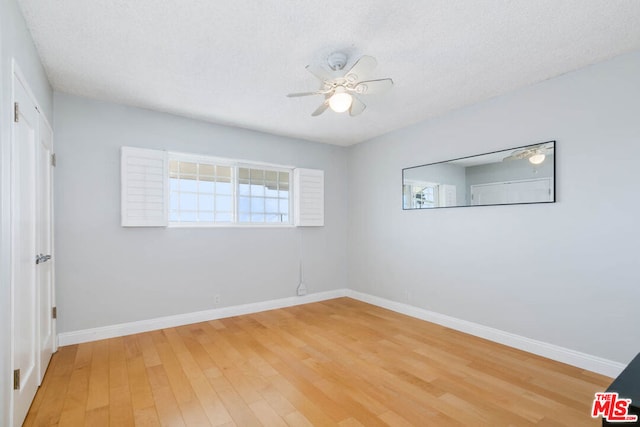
11;73;40;427
36;115;55;383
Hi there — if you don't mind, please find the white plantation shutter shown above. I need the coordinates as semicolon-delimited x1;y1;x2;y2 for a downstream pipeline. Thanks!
294;168;324;226
121;147;168;227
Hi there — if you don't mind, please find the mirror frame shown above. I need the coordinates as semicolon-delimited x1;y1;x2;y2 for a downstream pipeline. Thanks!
402;140;556;210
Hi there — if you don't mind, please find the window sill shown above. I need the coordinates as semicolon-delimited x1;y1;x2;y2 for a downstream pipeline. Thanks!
167;223;296;229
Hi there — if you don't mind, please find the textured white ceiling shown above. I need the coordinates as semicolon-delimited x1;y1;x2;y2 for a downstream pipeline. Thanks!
17;0;640;146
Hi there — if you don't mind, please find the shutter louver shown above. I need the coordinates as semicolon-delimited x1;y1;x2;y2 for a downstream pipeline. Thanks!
121;147;168;227
294;168;324;227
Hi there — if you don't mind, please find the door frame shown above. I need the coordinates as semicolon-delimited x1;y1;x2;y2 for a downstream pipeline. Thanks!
37;110;56;382
9;59;56;427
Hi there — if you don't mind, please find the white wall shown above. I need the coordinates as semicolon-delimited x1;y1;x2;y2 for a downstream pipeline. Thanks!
53;93;349;334
0;0;53;423
348;50;640;365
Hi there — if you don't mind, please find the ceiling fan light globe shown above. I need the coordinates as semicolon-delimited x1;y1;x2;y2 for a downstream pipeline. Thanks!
529;153;546;165
329;93;353;113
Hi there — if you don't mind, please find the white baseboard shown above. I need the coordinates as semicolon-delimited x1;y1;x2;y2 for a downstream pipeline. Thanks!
57;288;625;377
57;289;348;346
345;290;625;378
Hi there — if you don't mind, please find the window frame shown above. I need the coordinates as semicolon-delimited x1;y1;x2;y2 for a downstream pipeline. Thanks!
403;180;440;209
167;151;295;228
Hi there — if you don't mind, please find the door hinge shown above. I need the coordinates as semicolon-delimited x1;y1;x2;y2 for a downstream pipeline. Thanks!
14;102;19;123
51;153;57;167
13;369;20;390
52;306;57;319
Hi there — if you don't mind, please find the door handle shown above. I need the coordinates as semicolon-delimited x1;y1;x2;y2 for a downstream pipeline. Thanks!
35;253;52;264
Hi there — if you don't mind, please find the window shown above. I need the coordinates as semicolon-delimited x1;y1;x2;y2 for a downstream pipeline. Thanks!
404;181;439;209
169;160;234;223
121;147;323;228
418;185;438;208
402;181;457;209
237;167;290;224
168;154;291;225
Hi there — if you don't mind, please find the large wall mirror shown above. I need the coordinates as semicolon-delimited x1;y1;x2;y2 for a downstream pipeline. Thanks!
403;141;555;209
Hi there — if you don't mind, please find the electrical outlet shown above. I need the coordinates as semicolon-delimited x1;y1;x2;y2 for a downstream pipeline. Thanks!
214;294;220;305
297;283;307;296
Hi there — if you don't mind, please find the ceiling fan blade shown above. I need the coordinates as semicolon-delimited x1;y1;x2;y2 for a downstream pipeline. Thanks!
504;148;534;161
311;100;330;116
349;96;366;117
287;91;326;98
350;78;394;95
344;55;377;83
306;63;333;82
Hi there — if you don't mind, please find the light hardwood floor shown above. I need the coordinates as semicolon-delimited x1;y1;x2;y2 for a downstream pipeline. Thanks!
24;298;611;426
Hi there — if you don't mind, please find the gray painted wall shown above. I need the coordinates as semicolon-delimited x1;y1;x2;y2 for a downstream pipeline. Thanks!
53;93;349;333
0;0;53;422
348;50;640;365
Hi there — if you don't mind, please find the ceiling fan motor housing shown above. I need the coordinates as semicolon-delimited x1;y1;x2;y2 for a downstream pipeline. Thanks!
327;52;348;71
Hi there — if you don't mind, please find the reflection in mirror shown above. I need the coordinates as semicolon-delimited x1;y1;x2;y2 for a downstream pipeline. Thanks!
403;141;555;209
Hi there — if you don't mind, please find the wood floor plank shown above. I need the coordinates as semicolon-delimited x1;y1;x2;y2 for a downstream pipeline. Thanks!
208;374;263;427
108;337;135;426
84;405;109;427
86;340;110;411
175;329;235;425
27;298;612;426
123;337;153;411
378;410;414;427
23;345;78;427
283;411;314;427
57;342;93;426
248;399;288;427
131;406;162;427
258;384;297;419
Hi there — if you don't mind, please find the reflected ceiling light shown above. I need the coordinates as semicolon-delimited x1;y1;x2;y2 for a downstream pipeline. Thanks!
328;88;353;113
529;151;546;165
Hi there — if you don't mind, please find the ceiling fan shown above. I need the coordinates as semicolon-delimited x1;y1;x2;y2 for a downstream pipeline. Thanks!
503;143;553;165
287;52;393;117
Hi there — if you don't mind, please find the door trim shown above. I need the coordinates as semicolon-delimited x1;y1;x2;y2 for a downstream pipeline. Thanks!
35;113;55;335
36;113;55;383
